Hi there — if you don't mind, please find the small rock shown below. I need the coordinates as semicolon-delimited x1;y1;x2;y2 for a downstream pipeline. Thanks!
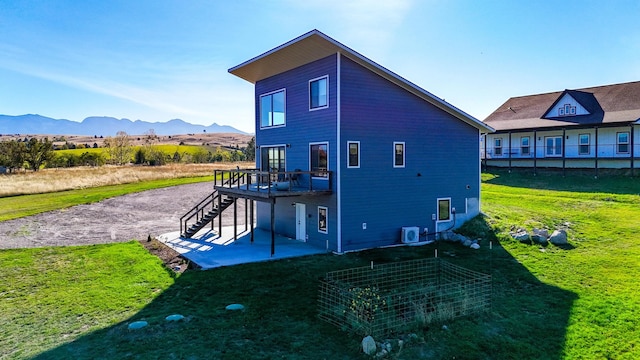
463;239;473;247
549;230;568;245
128;321;148;330
225;304;245;311
375;349;388;358
512;230;530;243
442;325;448;331
470;243;480;250
362;335;377;356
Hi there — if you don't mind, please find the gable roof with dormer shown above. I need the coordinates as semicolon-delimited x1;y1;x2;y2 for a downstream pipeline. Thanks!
228;29;494;133
484;81;640;132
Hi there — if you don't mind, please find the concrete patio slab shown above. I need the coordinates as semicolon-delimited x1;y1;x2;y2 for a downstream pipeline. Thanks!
157;225;328;269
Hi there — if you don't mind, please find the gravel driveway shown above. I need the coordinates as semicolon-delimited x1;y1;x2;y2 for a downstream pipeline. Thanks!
0;183;248;249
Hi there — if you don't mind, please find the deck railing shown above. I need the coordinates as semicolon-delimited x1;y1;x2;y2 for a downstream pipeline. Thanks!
213;168;332;196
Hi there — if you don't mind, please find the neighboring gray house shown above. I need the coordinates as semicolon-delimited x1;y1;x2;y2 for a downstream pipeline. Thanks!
482;81;640;174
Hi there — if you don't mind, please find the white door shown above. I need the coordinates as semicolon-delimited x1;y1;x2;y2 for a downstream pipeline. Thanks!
295;203;306;241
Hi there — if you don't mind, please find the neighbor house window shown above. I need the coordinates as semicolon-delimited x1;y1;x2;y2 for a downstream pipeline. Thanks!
260;89;285;128
393;142;405;168
347;141;360;168
494;138;502;156
558;104;576;116
521;136;530;156
579;134;590;155
617;132;630;154
310;143;328;178
318;206;328;234
545;136;562;157
309;76;328;110
437;198;451;222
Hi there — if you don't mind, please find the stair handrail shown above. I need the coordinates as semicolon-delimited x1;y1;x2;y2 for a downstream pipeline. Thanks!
180;169;247;236
180;191;217;236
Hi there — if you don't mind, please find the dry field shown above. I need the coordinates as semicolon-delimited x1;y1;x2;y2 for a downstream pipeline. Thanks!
0;132;254;148
0;162;252;197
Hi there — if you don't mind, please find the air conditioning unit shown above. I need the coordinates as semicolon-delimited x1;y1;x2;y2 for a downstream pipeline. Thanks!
401;226;420;244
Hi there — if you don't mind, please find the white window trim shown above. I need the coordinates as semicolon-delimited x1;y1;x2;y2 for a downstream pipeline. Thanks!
520;136;530;155
494;137;503;156
309;75;329;111
259;88;286;130
318;206;328;234
579;133;590;155
310;141;329;180
347;141;360;169
617;132;630;154
544;136;563;157
437;197;452;222
393;141;405;168
259;144;288;172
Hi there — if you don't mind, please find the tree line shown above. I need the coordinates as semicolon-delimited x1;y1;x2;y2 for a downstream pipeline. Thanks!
0;131;255;173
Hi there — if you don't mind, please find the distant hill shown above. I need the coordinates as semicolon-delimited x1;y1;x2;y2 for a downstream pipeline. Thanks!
0;114;249;136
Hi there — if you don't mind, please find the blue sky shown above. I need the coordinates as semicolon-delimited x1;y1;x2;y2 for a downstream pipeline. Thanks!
1;0;639;133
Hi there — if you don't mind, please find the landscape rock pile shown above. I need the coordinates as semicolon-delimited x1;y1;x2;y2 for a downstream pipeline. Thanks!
440;230;482;249
510;226;570;246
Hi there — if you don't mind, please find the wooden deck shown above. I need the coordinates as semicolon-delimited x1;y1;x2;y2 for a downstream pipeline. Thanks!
214;169;332;202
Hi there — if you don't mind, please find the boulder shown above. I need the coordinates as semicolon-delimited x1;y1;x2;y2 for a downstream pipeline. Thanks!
512;230;530;243
362;335;377;355
440;231;455;242
453;233;468;243
549;230;568;245
531;234;548;245
532;228;549;239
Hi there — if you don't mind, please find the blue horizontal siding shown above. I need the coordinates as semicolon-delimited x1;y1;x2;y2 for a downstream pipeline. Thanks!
254;55;339;251
339;56;480;251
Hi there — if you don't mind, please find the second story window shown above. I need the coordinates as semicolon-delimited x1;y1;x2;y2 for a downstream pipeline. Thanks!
260;89;286;128
309;76;328;110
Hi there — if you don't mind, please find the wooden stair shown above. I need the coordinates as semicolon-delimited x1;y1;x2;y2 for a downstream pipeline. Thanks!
180;193;235;238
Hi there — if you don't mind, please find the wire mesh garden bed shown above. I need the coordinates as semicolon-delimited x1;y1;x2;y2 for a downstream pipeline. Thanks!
318;257;491;337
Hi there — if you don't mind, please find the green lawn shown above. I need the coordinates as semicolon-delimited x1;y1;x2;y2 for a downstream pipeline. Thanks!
1;170;639;359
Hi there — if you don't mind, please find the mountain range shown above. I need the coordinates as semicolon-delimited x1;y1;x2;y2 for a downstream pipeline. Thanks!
0;114;248;136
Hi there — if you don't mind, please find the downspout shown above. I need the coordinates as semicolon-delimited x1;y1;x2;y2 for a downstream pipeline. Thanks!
336;52;342;253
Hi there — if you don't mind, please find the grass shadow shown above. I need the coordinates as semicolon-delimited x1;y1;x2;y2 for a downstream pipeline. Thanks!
31;216;578;360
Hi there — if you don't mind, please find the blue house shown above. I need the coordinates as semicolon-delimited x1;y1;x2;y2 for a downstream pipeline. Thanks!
183;30;494;254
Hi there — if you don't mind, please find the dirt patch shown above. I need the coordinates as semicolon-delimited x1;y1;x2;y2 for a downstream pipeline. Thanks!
139;238;192;273
0;182;248;249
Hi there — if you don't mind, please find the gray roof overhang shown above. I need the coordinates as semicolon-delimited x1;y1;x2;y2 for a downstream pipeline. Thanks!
229;30;494;134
